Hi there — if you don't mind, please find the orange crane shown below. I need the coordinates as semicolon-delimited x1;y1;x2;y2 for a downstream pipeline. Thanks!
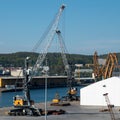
93;51;101;79
93;52;118;80
101;53;118;79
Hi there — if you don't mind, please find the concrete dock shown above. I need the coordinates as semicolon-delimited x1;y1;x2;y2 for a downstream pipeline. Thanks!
0;101;120;120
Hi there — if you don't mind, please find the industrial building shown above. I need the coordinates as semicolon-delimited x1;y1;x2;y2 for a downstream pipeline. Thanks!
80;77;120;106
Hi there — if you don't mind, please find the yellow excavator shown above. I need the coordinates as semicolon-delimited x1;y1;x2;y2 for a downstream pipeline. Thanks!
51;87;78;106
9;57;42;116
93;51;118;81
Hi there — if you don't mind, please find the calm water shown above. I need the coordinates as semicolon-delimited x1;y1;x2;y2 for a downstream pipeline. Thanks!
0;86;83;107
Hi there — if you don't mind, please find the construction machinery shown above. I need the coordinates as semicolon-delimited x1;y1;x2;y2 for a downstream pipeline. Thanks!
51;92;70;106
9;57;42;116
50;30;79;106
93;51;118;80
8;4;65;116
55;30;79;102
32;4;78;102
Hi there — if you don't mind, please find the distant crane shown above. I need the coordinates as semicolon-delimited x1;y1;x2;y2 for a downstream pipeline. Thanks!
101;53;118;79
55;30;79;101
56;30;72;89
93;51;118;80
93;51;101;80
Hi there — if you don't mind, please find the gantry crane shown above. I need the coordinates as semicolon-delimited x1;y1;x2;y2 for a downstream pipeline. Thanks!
93;52;118;80
9;4;65;116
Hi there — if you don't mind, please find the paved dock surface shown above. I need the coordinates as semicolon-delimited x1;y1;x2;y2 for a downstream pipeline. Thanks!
0;101;120;120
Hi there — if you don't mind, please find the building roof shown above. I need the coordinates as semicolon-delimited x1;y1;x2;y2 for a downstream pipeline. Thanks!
80;77;120;106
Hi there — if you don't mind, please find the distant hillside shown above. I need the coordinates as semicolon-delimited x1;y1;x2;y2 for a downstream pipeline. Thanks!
0;52;93;67
0;52;120;75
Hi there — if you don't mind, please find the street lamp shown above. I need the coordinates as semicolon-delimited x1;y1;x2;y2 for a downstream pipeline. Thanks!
43;60;49;120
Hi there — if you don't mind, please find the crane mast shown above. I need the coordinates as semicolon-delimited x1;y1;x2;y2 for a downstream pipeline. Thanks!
24;57;31;106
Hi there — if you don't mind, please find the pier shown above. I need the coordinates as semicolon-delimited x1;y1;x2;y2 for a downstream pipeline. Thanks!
0;101;119;120
0;76;78;92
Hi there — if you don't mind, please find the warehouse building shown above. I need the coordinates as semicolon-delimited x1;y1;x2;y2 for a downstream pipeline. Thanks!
80;77;120;106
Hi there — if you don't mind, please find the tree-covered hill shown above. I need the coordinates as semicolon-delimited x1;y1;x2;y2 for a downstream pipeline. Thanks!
0;52;93;67
0;52;119;75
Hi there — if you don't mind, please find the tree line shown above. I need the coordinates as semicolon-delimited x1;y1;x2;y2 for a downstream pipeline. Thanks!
0;52;119;75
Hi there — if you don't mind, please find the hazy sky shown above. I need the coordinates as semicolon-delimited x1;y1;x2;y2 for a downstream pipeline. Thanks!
0;0;120;55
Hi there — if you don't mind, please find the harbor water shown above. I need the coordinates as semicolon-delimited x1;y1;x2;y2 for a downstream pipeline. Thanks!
0;86;83;108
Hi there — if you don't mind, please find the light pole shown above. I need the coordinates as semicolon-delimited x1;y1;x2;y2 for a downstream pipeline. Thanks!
43;59;49;120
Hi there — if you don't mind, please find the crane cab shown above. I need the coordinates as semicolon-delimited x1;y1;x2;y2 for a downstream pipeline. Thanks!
13;95;34;107
52;92;60;104
68;87;77;95
13;95;25;107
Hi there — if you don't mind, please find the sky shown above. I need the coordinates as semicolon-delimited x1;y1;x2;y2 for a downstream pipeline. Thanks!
0;0;120;55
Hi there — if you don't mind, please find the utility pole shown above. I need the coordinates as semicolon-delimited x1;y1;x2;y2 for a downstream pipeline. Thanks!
44;59;49;120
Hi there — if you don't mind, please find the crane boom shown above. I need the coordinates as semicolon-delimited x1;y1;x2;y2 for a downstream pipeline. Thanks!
32;5;65;74
93;52;118;80
101;53;118;79
56;30;72;88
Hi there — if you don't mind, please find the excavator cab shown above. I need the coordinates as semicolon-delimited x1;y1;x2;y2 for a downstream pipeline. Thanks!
68;87;77;95
66;87;79;101
52;92;60;104
51;92;71;106
13;95;34;107
61;87;79;101
13;95;25;107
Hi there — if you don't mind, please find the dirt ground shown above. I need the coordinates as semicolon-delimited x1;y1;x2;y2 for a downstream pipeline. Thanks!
0;101;120;120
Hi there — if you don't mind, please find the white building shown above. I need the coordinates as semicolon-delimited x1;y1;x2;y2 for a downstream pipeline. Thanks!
80;77;120;106
11;69;23;77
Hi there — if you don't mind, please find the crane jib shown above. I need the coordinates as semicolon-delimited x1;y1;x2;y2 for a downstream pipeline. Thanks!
31;5;65;75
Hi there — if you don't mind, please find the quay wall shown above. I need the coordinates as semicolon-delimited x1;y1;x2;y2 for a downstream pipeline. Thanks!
0;76;76;89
